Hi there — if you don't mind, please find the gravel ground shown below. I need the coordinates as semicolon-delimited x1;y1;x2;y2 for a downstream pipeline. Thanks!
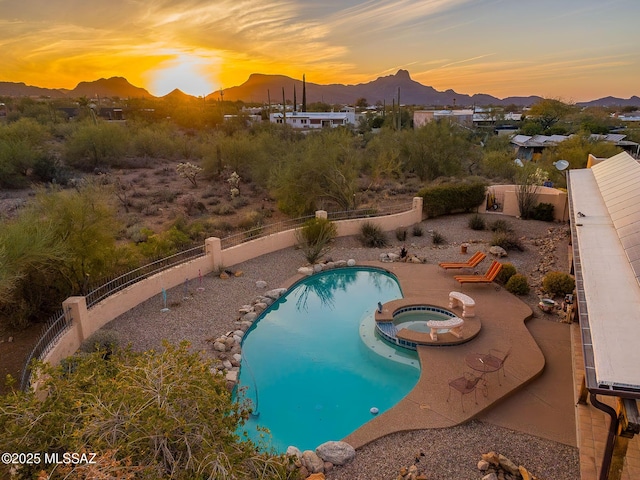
106;212;578;480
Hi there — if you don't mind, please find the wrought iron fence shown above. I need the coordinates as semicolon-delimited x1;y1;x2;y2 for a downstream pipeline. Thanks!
326;202;413;221
220;215;315;249
85;244;205;308
19;309;71;390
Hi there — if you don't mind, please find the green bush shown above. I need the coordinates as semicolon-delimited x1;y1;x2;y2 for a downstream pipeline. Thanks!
412;224;424;237
1;342;286;479
532;202;555;222
358;222;388;248
489;218;513;233
432;230;445;245
418;181;487;217
80;329;120;357
491;232;524;251
542;271;575;296
295;218;337;264
506;273;530;295
496;262;517;285
468;214;486;231
395;227;408;241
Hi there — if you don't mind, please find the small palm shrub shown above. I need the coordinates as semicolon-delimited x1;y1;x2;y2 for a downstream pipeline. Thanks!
295;218;337;264
496;262;517;285
506;274;530;295
542;271;575;296
395;227;408;241
432;230;445;245
468;214;486;231
491;232;524;251
358;222;388;248
412;224;424;237
489;219;513;233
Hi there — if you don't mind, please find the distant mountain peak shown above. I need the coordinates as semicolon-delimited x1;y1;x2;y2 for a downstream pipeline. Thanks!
71;77;151;98
395;69;411;79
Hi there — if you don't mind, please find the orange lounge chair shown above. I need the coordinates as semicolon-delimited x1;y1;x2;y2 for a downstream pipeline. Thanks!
454;260;502;285
439;251;486;270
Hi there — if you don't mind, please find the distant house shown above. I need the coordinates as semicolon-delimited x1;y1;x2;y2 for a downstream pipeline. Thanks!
223;114;262;125
413;109;474;128
98;107;124;121
269;106;356;129
511;133;640;161
510;134;569;161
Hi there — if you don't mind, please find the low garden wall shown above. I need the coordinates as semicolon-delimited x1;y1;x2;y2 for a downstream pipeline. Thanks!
477;185;568;222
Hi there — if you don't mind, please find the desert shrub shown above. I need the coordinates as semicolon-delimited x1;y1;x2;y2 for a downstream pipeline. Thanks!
358;222;388;248
491;232;524;251
542;271;576;296
238;210;264;230
532;202;555;222
489;218;513;233
395;227;408;241
232;196;250;209
155;189;178;204
506;273;530;295
135;226;192;258
418;181;487;217
431;230;445;245
1;342;283;479
412;224;424;237
468;214;486;231
295;218;338;264
211;203;235;215
65;122;130;170
496;262;517;285
79;329;120;357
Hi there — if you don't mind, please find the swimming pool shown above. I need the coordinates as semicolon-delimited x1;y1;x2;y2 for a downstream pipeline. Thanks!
237;267;420;453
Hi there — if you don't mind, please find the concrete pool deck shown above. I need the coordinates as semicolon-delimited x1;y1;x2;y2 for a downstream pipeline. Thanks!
334;262;575;449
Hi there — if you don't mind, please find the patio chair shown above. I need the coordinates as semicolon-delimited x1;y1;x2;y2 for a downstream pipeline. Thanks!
446;371;487;412
453;260;503;285
438;251;486;270
482;348;511;385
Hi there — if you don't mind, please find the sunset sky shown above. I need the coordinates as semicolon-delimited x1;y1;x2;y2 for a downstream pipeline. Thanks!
1;0;638;101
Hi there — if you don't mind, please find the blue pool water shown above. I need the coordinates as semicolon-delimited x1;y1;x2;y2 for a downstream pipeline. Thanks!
237;268;420;453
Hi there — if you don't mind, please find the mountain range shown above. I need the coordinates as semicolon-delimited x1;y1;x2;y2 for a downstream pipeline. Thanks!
1;70;639;108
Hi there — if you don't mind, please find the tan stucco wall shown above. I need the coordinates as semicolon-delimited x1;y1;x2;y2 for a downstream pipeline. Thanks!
477;185;568;222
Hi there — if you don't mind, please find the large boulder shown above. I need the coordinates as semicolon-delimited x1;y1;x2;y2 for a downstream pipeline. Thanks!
489;245;508;257
297;266;314;276
265;288;287;300
301;450;325;473
315;441;356;466
286;446;301;459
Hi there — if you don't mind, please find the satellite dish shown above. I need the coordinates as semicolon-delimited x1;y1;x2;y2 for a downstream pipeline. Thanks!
514;159;524;167
554;160;569;171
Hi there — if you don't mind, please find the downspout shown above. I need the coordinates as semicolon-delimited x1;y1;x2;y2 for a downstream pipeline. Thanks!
589;392;619;480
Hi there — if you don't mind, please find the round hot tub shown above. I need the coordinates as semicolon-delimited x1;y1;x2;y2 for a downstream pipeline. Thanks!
375;300;480;348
